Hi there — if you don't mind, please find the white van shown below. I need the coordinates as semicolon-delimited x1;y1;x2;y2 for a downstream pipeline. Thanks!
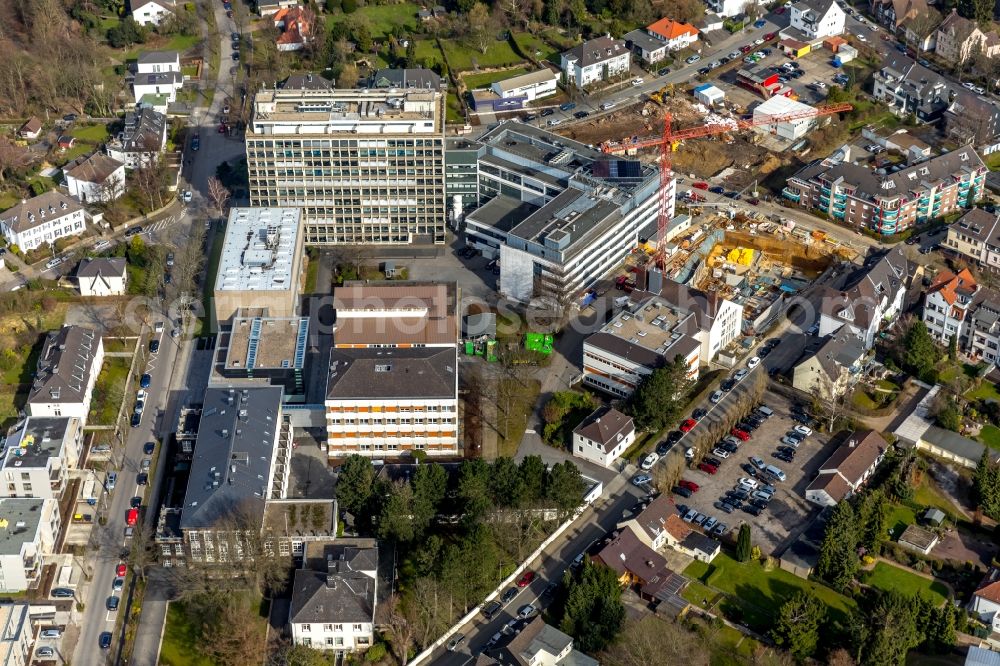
764;464;786;482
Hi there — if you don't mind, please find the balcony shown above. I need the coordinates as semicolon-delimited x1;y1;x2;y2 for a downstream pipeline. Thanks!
782;188;801;202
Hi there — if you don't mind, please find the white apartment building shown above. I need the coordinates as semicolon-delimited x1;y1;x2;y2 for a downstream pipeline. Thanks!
2;417;82;500
0;604;32;666
707;0;761;18
785;0;846;42
491;69;558;102
0;499;60;593
0;192;87;252
572;407;635;468
246;86;446;245
26;326;104;423
922;267;979;344
326;284;459;458
106;107;168;169
460;123;666;305
133;71;183;104
561;36;630;88
805;430;888;506
289;546;377;653
63;153;125;204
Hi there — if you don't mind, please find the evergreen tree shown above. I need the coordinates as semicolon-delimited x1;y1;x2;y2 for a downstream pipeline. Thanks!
335;455;374;516
626;355;693;431
901;321;940;381
559;560;626;652
772;592;827;659
817;501;859;590
860;591;922;666
736;523;752;562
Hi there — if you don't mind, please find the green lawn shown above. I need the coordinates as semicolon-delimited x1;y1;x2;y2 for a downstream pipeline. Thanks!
684;553;856;632
198;227;224;336
0;389;23;431
0;191;19;212
967;381;1000;402
463;66;530;90
87;356;132;426
865;562;949;604
412;39;444;68
446;92;464;124
160;602;215;666
886;503;918;537
182;64;199;78
327;2;421;38
304;254;320;293
69;124;111;143
978;424;1000;451
59;142;96;163
540;27;577;50
512;32;559;63
442;38;522;71
164;33;201;53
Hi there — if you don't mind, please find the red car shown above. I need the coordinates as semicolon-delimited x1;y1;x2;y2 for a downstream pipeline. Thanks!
689;191;706;202
764;32;776;40
126;508;138;527
679;479;700;492
692;181;709;190
679;419;697;433
116;563;127;578
698;463;718;475
741;44;753;53
730;428;751;441
516;571;535;587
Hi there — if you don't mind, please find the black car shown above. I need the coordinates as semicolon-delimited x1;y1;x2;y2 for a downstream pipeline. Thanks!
766;338;781;348
482;600;502;620
106;596;120;611
124;226;143;237
719;442;738;454
136;473;148;486
697;66;711;75
52;587;74;598
742;504;763;516
709;185;725;194
656;443;670;456
130;413;141;428
673;485;693;498
768;367;782;378
704;456;722;468
728;489;750;501
501;587;518;605
573;110;590;119
143;441;155;455
130;496;142;508
778;445;796;456
721;379;736;392
741;463;758;476
692;408;707;420
667;431;683;444
738;421;758;432
99;632;112;649
149;339;160;354
232;51;239;60
724;499;742;511
714;501;734;514
541;109;555;117
773;452;794;463
750;498;769;510
658;67;670;76
758;346;771;358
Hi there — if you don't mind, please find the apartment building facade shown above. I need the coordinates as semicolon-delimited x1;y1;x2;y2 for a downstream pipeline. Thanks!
325;284;459;458
0;192;87;252
26;326;104;423
0;499;59;592
560;36;630;87
245;86;447;245
0;603;32;666
783;147;986;235
942;207;1000;272
2;417;82;500
922;268;979;344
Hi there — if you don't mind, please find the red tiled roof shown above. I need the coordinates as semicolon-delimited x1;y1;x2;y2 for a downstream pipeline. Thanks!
647;17;699;40
928;267;977;306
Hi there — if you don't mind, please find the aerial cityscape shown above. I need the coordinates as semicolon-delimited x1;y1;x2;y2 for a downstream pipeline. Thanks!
6;0;1000;663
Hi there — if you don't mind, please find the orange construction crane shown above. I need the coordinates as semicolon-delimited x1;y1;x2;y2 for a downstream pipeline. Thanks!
607;101;854;267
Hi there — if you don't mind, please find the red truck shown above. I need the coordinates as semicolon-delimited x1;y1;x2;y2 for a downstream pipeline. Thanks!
126;508;138;527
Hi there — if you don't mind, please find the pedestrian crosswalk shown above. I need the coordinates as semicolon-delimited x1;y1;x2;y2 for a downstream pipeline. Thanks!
144;214;180;236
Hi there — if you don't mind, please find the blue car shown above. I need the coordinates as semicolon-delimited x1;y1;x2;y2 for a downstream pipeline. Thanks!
754;19;767;28
140;374;151;388
99;632;112;649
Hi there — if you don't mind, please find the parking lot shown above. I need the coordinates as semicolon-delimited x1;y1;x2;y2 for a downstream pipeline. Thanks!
667;388;836;555
712;47;855;110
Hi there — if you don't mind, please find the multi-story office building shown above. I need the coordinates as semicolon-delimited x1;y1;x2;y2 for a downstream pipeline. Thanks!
2;417;82;500
0;499;60;592
245;86;446;245
444;138;480;224
325;283;459;458
459;123;664;304
783;147;986;235
212;311;310;399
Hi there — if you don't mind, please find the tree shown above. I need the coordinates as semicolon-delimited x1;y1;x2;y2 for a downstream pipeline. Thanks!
378;479;417;542
958;0;993;25
900;320;940;381
546;460;585;517
337;61;360;88
207;176;231;216
342;0;357;11
660;0;704;23
771;592;826;659
560;560;626;652
336;454;375;516
411;463;447;530
380;594;415;665
600;615;709;666
107;16;148;48
901;9;941;49
930;393;962;432
626;355;692;431
269;643;337;665
457;459;492;520
948;333;958;360
199;593;269;666
855;488;889;554
0;137;32;184
519;455;547;504
859;591;923;666
735;523;752;562
817;501;859;590
489;457;526;507
974;451;1000;519
130;161;167;212
468;3;493;54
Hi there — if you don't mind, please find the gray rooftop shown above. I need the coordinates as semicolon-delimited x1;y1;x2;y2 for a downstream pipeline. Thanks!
465;195;539;233
492;69;557;94
282;72;334;90
0;191;82;234
77;257;126;279
179;386;284;531
136;50;179;66
109;106;166;155
215;207;301;293
0;499;46;556
290;546;377;625
134;71;182;87
966;646;1000;666
624;28;667;54
27;326;100;407
922;425;989;464
5;417;74;469
370;68;444;90
326;347;456;400
562;35;628;68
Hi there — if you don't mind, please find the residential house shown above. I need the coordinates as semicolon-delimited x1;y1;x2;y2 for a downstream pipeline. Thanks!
812;247;908;348
561;36;630;88
369;68;444;91
325;284;459;458
490;70;558;103
130;0;175;26
63;153;125;204
0;498;60;592
492;617;599;666
695;13;724;33
273;7;314;51
971;567;1000;633
57;136;74;151
871;54;950;121
0;603;33;666
901;14;938;51
870;0;928;29
289;545;377;652
17;118;41;141
133;70;183;104
257;0;297;15
792;329;868;400
0;191;87;252
921;267;981;344
76;258;128;297
784;0;846;43
624;18;699;63
572;407;635;469
1;417;83;500
136;50;180;74
943;88;1000;145
805;430;889;506
106;107;167;169
707;0;761;18
618;493;721;561
966;291;1000;364
25;326;104;422
784;148;986;236
935;9;1000;63
943;208;1000;269
592;526;669;587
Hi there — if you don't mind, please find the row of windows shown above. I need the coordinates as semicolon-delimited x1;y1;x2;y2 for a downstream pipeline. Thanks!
300;636;370;648
248;138;442;149
327;417;457;426
327;405;455;413
299;623;365;633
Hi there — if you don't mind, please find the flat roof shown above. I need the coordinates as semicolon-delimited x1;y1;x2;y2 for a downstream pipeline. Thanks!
0;499;46;555
5;417;74;469
215;207;301;293
326;347;457;400
250;88;442;132
595;295;701;361
333;282;457;346
226;316;309;370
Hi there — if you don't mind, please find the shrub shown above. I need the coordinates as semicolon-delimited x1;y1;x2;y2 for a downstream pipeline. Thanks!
365;643;387;662
342;0;357;12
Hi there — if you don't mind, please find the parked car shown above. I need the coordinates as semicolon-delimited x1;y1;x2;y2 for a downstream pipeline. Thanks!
793;425;813;436
680;479;699;492
747;356;761;369
673;485;693;498
743;504;763;516
106;596;120;611
99;632;112;649
501;587;518;605
36;647;55;658
482;601;503;620
140;374;151;389
730;428;751;441
712;522;729;536
698;462;718;475
516;571;535;587
750;456;765;469
447;634;466;651
640;453;658;470
52;588;74;599
692;408;707;420
733;368;749;381
632;474;652;486
714;501;734;514
712;447;731;459
116;563;127;577
710;390;724;403
685;54;701;64
704;456;722;467
136;473;148;486
517;604;536;619
143;441;155;455
703;516;718;530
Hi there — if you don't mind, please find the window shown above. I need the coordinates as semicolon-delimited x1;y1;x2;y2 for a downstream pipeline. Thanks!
302;638;312;647
353;624;363;632
302;624;311;632
323;624;333;632
335;637;344;646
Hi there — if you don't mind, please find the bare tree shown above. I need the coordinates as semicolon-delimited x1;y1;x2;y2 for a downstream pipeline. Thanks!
381;594;416;665
207;176;231;217
199;593;270;666
0;137;33;185
128;520;156;582
600;615;709;666
902;10;942;50
130;162;167;212
468;2;494;55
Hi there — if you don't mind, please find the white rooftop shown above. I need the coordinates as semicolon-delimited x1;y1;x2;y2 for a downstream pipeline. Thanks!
215;207;301;293
753;95;816;118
